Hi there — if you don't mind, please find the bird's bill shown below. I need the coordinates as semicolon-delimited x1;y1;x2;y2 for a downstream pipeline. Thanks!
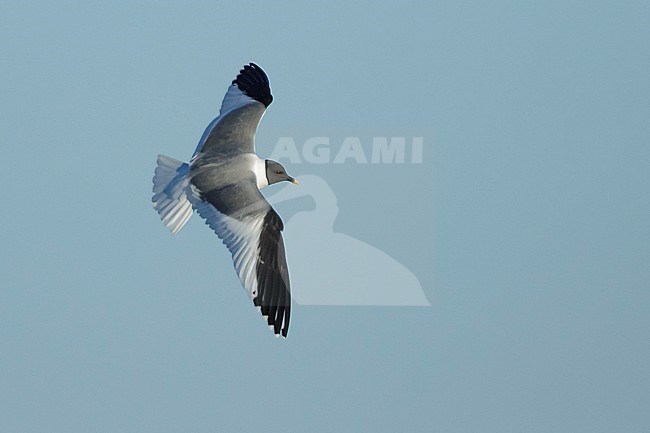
290;178;300;185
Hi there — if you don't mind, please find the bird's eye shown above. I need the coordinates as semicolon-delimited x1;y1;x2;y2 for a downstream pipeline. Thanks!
275;170;283;174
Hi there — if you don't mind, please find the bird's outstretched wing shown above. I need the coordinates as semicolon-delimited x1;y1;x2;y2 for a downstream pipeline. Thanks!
189;179;291;337
191;63;273;161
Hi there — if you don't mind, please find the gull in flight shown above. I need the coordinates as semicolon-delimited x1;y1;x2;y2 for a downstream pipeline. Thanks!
152;63;297;337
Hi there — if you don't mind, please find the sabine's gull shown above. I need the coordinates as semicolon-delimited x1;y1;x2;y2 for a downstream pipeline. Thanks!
152;63;297;337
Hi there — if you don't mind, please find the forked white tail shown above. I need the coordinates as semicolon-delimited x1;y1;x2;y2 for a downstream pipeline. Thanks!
152;154;193;235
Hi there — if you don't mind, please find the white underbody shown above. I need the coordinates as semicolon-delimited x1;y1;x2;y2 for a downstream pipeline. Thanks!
248;153;269;189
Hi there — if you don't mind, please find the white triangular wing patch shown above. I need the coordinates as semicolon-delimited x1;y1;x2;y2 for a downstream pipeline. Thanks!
191;196;264;301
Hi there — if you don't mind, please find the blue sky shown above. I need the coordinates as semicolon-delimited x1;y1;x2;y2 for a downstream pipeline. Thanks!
1;1;648;432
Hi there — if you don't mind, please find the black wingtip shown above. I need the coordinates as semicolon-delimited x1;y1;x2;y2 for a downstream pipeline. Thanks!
280;306;290;337
250;209;291;338
253;294;289;338
232;62;273;107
